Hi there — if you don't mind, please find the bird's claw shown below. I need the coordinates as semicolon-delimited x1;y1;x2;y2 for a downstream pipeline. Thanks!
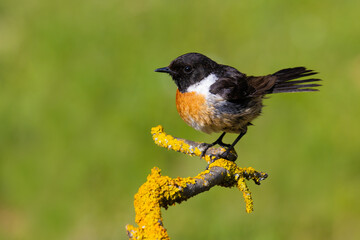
219;148;234;161
199;143;214;159
199;143;237;162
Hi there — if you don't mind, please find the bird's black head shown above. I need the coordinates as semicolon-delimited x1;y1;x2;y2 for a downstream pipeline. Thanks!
155;53;218;92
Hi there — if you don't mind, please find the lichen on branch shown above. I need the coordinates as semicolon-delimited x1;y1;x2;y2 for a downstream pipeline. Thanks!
126;125;268;240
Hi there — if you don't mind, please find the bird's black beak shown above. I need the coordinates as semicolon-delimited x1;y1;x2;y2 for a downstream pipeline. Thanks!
155;67;172;74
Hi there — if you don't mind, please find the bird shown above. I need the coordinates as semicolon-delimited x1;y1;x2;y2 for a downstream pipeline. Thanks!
155;53;321;160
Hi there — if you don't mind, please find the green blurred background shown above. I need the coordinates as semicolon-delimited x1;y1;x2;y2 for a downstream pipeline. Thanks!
1;0;359;239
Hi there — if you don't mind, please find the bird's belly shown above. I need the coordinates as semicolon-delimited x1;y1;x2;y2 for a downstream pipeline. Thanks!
176;90;215;133
175;89;263;134
176;90;257;134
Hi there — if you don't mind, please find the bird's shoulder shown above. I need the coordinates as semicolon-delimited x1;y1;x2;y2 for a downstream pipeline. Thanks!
209;65;250;102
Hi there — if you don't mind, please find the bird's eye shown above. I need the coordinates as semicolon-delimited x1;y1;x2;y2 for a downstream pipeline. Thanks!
183;65;192;74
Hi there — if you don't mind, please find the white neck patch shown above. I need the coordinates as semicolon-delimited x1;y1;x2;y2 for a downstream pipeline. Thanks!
186;74;218;97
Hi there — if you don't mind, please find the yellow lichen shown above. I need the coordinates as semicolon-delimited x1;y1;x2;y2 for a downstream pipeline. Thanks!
128;167;168;239
237;178;253;213
151;125;215;163
127;167;198;239
127;126;267;239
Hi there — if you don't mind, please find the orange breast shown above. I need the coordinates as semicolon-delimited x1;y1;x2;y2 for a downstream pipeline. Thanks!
175;89;211;131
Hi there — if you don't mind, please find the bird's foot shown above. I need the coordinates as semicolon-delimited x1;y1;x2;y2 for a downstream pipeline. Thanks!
218;147;237;161
199;143;237;162
199;143;215;159
204;148;238;170
199;133;231;159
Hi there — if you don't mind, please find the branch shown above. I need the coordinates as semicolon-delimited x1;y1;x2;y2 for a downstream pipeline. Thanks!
126;126;268;240
151;125;238;162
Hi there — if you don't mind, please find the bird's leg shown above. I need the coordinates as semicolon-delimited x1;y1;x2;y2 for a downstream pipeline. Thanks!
200;132;228;158
217;135;231;148
220;127;248;161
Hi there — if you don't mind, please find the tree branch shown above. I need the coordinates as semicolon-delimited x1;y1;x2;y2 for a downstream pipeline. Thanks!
126;126;268;240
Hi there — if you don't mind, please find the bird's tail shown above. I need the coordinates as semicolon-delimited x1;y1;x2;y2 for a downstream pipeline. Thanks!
270;67;321;93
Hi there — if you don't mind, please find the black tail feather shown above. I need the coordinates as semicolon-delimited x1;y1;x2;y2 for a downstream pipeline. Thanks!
276;78;321;87
270;67;321;93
